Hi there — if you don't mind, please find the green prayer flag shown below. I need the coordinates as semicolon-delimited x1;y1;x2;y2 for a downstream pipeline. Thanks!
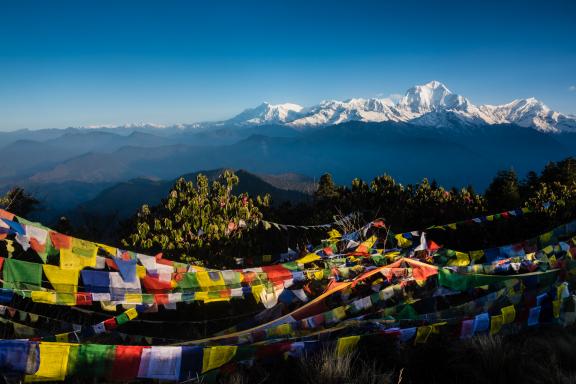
3;258;42;289
438;268;559;291
177;273;200;289
66;344;80;376
397;304;418;320
75;344;115;377
115;313;130;325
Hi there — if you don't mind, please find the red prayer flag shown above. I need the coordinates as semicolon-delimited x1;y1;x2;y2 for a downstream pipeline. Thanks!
261;265;292;284
103;318;118;330
0;209;15;221
75;292;92;306
142;275;172;293
49;232;71;250
256;341;292;358
110;346;144;381
428;241;442;251
154;293;170;305
29;238;46;254
156;258;173;266
105;259;119;270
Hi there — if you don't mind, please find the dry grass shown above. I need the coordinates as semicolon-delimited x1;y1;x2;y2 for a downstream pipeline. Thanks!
217;326;576;384
298;347;394;384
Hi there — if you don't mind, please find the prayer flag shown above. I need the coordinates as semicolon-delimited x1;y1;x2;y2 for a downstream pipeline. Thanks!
25;342;70;382
336;336;360;357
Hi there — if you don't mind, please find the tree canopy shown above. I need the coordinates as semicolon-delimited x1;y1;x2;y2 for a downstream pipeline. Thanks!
122;170;269;265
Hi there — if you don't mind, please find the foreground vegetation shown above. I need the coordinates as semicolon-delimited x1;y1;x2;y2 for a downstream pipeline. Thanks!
220;325;576;384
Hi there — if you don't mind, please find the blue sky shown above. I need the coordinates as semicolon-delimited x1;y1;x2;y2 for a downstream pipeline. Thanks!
0;0;575;130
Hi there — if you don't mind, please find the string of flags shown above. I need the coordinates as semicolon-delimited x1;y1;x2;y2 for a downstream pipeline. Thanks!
261;212;361;231
1;207;576;382
393;207;534;248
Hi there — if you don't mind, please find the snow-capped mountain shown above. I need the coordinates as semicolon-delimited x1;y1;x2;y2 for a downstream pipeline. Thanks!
226;102;304;126
224;81;576;133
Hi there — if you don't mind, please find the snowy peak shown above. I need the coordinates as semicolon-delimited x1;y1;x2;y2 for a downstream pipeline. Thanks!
287;97;400;128
223;81;576;132
227;102;304;125
399;81;475;116
478;98;576;132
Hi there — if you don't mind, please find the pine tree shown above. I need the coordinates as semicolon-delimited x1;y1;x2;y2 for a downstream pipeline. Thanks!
485;169;521;210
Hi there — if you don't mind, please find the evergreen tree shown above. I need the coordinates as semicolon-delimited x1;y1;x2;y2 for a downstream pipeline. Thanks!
485;169;521;210
541;157;576;185
315;173;340;201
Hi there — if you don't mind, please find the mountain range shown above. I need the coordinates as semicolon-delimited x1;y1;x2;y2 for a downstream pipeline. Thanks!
209;81;576;133
1;81;575;226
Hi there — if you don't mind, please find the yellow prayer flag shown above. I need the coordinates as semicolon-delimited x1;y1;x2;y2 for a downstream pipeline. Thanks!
328;229;341;239
25;342;70;382
136;265;146;279
43;265;78;293
333;306;347;320
100;301;117;312
202;346;238;373
251;285;264;304
196;271;225;290
539;231;553;244
125;307;138;320
56;293;77;306
549;255;557;266
297;253;321;265
501;305;516;324
336;335;360;357
470;250;484;262
447;252;470;267
357;235;378;252
59;248;96;270
414;326;432;344
95;242;116;256
557;284;567;301
490;315;503;335
447;223;457;230
194;291;209;302
55;333;68;343
70;238;98;259
203;297;230;304
553;299;561;318
32;291;75;306
31;291;57;305
430;322;447;334
395;234;412;248
274;323;291;336
124;294;143;304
